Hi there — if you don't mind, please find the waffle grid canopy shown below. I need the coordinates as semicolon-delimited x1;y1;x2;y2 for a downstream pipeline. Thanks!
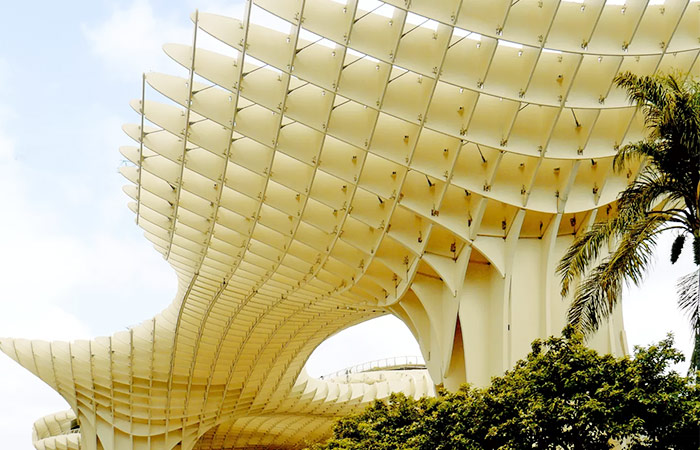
2;1;699;449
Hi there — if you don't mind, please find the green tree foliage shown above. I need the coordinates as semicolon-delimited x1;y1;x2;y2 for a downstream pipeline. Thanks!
307;331;700;450
556;72;700;368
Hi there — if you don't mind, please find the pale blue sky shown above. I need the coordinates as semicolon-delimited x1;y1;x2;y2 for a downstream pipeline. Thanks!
0;1;695;449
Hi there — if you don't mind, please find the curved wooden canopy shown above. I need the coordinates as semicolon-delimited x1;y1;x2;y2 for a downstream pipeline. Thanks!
2;1;698;449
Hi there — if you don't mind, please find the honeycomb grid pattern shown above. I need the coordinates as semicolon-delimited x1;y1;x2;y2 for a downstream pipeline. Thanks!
1;1;698;449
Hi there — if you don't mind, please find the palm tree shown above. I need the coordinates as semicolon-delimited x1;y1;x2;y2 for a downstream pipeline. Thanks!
557;71;700;369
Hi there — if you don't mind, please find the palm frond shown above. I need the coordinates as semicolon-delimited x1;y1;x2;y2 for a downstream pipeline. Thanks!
614;72;670;115
568;213;667;333
617;167;696;230
613;140;662;173
614;73;700;175
677;269;700;373
617;167;672;211
677;269;700;332
557;215;627;297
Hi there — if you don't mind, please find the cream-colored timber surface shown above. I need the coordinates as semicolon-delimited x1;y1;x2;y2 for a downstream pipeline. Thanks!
32;410;81;450
1;0;698;449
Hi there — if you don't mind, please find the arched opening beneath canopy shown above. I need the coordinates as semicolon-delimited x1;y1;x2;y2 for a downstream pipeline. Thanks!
303;315;423;379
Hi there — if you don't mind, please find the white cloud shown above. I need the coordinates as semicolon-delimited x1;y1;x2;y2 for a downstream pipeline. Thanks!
0;125;92;340
0;123;16;164
0;123;90;448
0;113;175;448
82;0;192;80
189;0;244;19
0;58;10;96
0;110;176;338
82;0;248;88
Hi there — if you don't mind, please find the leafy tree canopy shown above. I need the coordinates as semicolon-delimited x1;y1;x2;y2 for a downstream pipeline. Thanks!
307;329;700;450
